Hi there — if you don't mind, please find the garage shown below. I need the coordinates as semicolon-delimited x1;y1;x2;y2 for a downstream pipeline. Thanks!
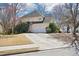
30;23;48;33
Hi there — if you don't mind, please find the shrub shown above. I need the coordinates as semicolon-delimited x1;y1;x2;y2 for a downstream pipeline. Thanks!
46;27;52;33
46;22;60;33
14;22;30;34
6;22;30;34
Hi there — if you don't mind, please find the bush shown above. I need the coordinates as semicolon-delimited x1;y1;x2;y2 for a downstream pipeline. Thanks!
14;22;30;34
46;22;60;33
46;27;51;33
6;22;30;34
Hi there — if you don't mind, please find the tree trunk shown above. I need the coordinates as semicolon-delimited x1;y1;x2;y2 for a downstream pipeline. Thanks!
11;4;16;34
67;24;70;33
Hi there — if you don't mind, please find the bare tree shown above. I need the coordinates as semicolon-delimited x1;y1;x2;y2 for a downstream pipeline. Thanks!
0;7;12;34
10;3;27;34
65;3;79;54
52;4;72;33
0;3;27;34
53;3;79;54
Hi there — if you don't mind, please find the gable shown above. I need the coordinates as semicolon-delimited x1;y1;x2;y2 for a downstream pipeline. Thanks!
21;10;42;18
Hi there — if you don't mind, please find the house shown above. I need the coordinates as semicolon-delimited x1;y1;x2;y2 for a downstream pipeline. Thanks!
19;10;53;33
0;25;3;33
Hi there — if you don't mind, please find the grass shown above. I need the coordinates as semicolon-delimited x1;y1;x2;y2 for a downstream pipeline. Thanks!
0;34;33;47
50;33;74;43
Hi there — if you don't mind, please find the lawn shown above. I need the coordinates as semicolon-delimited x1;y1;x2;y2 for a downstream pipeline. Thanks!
0;34;33;47
50;33;74;43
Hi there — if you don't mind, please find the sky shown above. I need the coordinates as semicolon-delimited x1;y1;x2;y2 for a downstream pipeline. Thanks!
16;3;59;17
26;3;59;12
0;3;60;17
43;3;59;11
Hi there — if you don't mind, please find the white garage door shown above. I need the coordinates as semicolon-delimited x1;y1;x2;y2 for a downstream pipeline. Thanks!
31;24;46;33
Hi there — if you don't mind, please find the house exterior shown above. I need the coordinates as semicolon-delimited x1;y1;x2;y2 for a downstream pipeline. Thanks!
20;10;53;33
0;25;3;33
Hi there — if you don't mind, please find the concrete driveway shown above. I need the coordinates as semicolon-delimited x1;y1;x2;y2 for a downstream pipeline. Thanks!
24;33;70;50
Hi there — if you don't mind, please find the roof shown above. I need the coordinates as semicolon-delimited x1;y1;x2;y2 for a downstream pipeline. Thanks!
19;10;43;22
21;10;42;18
19;10;52;23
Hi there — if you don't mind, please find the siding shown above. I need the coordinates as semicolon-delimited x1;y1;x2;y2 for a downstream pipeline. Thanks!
21;16;43;22
0;25;3;33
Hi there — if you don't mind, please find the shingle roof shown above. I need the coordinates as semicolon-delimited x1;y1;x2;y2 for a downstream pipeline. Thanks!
21;10;42;17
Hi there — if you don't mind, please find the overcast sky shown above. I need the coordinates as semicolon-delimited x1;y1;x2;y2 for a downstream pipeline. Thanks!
44;3;59;11
17;3;60;17
26;3;59;12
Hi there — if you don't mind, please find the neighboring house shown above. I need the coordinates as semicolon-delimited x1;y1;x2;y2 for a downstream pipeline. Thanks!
20;10;53;33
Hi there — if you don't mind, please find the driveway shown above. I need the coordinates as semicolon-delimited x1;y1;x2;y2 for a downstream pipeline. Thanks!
24;33;70;50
